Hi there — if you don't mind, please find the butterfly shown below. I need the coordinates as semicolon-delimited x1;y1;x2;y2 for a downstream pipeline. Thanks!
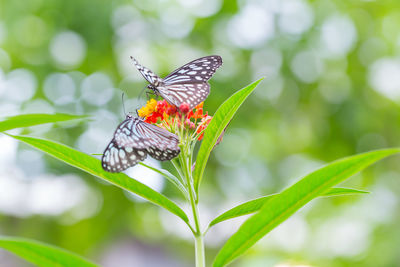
131;55;222;110
102;114;180;173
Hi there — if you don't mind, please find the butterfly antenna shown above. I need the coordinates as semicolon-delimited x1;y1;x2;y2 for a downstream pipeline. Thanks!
121;93;127;116
138;85;148;106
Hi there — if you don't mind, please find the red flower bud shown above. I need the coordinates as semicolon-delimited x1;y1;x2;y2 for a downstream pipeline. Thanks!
166;105;177;116
179;103;190;114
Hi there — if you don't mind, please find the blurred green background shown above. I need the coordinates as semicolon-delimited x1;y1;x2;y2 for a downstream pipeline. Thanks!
1;0;400;266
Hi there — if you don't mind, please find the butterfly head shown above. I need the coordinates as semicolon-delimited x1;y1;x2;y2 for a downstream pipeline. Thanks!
147;84;159;93
133;109;147;121
126;112;134;120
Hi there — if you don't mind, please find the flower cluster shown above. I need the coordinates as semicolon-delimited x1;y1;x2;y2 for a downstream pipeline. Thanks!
138;99;212;141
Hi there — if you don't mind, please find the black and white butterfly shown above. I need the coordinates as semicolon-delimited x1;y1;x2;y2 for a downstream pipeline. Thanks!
131;55;222;110
102;114;180;173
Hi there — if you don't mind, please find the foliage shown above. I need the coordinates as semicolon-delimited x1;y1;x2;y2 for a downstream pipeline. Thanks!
0;114;88;132
1;80;398;266
208;187;369;228
0;237;98;267
213;149;399;266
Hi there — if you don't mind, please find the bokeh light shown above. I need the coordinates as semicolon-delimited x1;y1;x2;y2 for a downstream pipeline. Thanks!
320;14;357;58
2;69;36;104
368;58;400;101
228;4;275;48
50;31;87;70
278;0;314;36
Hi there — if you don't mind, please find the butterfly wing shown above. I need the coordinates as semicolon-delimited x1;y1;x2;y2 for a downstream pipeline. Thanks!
158;83;210;109
131;56;163;86
102;117;180;172
163;55;222;84
102;140;147;172
102;116;149;172
113;118;151;149
136;121;180;161
158;55;221;108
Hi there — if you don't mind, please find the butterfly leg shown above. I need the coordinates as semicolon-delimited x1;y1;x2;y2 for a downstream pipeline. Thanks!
146;90;156;100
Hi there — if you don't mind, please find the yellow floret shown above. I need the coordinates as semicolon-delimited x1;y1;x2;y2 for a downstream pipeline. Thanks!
138;99;158;117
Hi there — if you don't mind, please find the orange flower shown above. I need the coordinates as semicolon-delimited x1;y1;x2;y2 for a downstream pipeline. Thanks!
145;111;163;123
138;99;216;141
195;102;203;109
188;102;205;119
196;115;212;140
193;108;204;119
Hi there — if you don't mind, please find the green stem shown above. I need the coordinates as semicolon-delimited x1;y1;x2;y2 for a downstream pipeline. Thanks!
138;162;188;199
187;168;205;267
182;152;200;230
179;138;205;267
195;231;206;267
171;158;186;186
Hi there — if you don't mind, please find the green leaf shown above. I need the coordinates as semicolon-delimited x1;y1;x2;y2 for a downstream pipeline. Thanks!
322;187;369;197
0;236;98;267
139;162;188;198
213;148;400;267
0;113;88;132
7;134;190;226
208;187;369;228
193;78;263;195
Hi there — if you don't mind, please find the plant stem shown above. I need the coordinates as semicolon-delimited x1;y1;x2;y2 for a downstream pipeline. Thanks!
188;170;205;267
171;158;186;186
179;137;205;267
195;232;205;267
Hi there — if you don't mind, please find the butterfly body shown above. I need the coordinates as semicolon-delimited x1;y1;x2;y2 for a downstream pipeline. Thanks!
102;114;180;172
131;55;222;109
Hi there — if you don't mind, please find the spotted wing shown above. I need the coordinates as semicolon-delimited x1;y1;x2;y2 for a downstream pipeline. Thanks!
136;121;180;161
113;118;152;149
131;56;163;85
102;117;149;172
102;140;147;172
163;55;222;84
158;83;210;110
